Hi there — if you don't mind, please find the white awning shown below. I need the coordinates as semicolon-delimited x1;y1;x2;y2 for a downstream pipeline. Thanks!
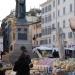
52;48;59;51
33;46;52;51
64;48;75;50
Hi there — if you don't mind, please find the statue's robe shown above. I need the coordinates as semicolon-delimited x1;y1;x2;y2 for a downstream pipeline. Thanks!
16;0;25;18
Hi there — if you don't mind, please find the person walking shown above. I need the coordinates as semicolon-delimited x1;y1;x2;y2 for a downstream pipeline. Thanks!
13;46;33;75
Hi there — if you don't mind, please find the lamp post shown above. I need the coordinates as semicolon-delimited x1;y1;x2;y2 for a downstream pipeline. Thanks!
55;0;65;59
69;18;75;58
58;27;65;59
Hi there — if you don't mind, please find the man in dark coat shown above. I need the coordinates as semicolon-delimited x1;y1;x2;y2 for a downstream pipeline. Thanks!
52;50;59;58
13;46;32;75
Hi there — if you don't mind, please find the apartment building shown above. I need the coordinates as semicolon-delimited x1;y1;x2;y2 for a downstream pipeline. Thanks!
1;12;16;53
29;21;41;48
41;0;75;49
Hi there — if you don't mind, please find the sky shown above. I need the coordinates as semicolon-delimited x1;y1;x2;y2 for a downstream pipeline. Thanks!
0;0;47;22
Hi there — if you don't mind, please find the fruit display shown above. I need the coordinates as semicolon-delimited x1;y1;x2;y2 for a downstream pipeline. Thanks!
31;58;55;73
31;58;75;75
53;58;75;72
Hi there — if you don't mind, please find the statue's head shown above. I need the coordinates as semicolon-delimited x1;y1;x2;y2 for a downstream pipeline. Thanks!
18;0;25;4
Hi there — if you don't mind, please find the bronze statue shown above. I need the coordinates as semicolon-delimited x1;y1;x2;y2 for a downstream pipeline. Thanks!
16;0;26;18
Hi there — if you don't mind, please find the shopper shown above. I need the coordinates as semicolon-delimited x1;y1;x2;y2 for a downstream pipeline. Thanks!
52;50;59;58
13;46;32;75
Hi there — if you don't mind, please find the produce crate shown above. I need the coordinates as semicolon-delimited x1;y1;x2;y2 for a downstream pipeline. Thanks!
64;71;75;75
52;71;75;75
52;71;65;75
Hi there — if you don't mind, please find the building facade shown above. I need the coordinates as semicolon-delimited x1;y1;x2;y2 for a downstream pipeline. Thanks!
1;11;16;53
0;28;3;52
29;21;41;48
41;0;75;49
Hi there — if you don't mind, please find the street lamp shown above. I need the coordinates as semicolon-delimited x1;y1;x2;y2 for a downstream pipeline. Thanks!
69;17;75;58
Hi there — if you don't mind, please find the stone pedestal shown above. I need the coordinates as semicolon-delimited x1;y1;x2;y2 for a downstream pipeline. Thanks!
9;22;33;64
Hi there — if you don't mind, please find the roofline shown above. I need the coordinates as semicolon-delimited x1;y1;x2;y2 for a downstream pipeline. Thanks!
40;0;52;7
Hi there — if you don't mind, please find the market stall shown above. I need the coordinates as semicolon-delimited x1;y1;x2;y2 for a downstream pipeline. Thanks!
32;46;75;75
31;58;75;75
52;58;75;75
0;60;13;75
31;58;55;75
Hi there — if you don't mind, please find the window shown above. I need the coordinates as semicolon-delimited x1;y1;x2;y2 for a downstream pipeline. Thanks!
42;29;45;36
49;39;51;43
58;0;60;5
41;18;44;24
18;33;27;40
53;1;55;7
45;16;47;23
46;28;48;35
36;34;38;37
40;40;43;45
58;10;60;16
63;20;66;28
70;4;72;12
57;22;60;28
53;12;55;19
18;28;21;31
62;33;65;39
40;40;47;45
45;28;47;35
63;7;66;15
53;35;55;41
42;28;48;35
48;5;51;11
48;27;51;34
68;32;72;38
39;33;42;37
45;6;47;12
47;16;48;22
42;8;44;13
24;28;27;32
52;24;55;29
44;39;48;44
64;41;67;47
49;15;52;21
